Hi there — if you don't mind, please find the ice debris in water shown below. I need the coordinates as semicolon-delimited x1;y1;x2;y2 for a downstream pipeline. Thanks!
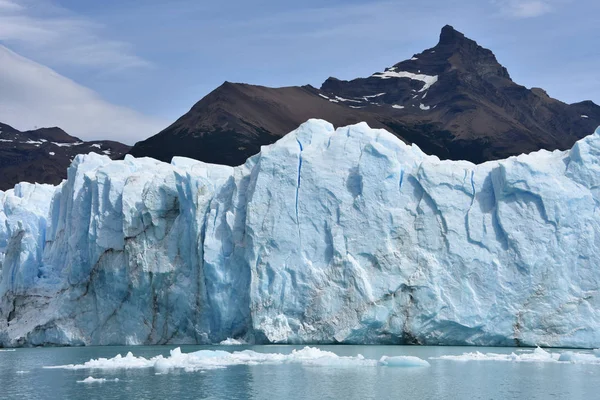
219;338;247;345
77;376;119;383
378;356;430;367
433;347;600;364
46;347;428;373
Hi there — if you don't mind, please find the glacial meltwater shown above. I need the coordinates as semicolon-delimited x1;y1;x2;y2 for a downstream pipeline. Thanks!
1;345;598;399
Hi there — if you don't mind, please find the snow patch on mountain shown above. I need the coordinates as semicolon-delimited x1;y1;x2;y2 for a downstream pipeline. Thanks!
372;69;438;92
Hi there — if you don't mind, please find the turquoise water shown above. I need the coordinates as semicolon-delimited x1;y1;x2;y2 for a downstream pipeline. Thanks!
1;344;598;399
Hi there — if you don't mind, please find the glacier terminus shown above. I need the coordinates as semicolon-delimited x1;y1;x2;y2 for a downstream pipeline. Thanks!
1;119;600;348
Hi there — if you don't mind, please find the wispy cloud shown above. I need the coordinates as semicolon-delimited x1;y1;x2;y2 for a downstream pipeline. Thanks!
492;0;554;18
0;44;166;143
0;0;23;11
0;0;150;71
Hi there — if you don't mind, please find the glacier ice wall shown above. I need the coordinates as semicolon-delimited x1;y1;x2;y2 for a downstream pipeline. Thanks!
1;120;600;348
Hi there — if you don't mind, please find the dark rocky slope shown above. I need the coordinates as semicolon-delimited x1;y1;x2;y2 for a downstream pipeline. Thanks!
0;122;130;190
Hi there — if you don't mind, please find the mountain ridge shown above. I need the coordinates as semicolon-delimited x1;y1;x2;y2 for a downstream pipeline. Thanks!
0;122;130;190
128;25;600;166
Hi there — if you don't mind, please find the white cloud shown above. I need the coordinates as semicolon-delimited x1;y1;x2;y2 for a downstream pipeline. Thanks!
0;44;166;144
0;0;150;70
492;0;554;18
0;0;23;11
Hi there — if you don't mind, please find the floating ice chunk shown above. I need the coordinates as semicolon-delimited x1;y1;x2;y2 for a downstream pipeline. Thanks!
392;104;405;109
557;351;600;363
434;347;600;364
582;115;589;118
49;152;55;156
378;356;430;367
44;346;426;373
558;351;576;362
77;376;119;383
45;351;154;370
219;338;247;345
420;103;430;110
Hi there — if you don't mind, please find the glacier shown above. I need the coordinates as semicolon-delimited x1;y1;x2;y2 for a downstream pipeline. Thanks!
1;119;600;348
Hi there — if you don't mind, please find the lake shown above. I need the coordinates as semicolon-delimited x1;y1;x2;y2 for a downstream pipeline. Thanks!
1;344;598;399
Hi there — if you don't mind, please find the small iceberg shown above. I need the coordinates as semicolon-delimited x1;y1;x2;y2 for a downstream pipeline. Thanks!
77;376;119;384
46;346;430;373
433;347;600;365
378;356;430;367
218;338;247;345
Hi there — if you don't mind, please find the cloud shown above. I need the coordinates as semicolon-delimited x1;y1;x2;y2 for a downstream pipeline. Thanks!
0;0;22;10
0;0;150;70
492;0;554;18
0;44;166;144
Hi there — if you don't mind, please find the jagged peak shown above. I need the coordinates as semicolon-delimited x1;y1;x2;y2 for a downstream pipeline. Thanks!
439;25;466;46
430;25;511;80
434;25;489;55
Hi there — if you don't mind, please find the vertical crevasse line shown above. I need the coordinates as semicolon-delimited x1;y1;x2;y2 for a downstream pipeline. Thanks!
295;139;304;249
295;139;303;225
399;169;404;191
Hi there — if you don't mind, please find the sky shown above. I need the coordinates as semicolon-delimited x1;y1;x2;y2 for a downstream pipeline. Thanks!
0;0;598;144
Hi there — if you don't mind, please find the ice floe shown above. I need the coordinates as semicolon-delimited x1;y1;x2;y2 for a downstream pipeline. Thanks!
77;376;120;383
433;347;600;364
219;338;247;345
45;347;429;373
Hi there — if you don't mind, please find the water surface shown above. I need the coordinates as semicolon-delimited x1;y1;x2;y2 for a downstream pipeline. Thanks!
1;344;598;399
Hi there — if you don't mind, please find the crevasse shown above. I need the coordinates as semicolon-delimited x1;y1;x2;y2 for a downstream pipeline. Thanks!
1;120;600;348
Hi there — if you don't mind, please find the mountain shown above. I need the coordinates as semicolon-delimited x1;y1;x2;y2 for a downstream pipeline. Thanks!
0;122;130;190
3;120;600;348
128;83;391;166
129;25;600;165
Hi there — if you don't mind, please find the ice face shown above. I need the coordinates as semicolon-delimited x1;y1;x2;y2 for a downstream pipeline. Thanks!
1;120;600;348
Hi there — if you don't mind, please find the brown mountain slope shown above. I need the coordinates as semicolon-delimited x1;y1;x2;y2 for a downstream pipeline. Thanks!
128;82;394;166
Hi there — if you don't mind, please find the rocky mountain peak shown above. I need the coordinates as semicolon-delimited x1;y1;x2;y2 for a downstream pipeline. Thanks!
429;25;511;80
438;24;466;46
